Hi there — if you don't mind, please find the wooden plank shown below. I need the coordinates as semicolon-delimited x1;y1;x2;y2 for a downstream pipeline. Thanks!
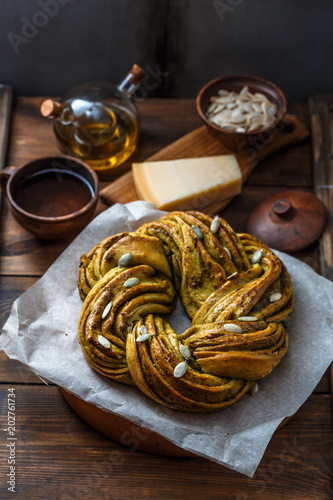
0;276;38;328
314;369;330;393
253;102;312;188
0;352;43;385
0;197;108;277
0;385;331;499
248;140;312;188
0;85;12;170
99;115;309;213
0;85;12;246
0;276;42;384
308;93;333;404
309;93;333;281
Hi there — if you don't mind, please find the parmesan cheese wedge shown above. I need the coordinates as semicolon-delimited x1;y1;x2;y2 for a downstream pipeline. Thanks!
132;155;242;211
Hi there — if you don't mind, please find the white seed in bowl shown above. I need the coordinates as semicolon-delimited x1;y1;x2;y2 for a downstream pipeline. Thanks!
206;86;278;133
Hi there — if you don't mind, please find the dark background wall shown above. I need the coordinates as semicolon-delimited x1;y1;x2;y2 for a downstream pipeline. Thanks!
1;0;332;100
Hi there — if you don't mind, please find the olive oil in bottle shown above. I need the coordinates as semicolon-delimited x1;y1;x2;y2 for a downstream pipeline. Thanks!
41;65;146;177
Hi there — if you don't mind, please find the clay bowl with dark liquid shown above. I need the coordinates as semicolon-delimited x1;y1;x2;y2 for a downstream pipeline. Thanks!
0;155;99;239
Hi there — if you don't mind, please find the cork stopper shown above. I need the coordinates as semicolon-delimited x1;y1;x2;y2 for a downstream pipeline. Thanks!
127;64;147;85
40;99;64;118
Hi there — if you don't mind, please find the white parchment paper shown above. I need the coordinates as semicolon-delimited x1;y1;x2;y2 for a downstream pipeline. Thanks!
1;201;333;477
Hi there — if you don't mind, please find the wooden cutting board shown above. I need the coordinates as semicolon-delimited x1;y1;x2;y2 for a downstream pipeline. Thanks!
100;115;309;213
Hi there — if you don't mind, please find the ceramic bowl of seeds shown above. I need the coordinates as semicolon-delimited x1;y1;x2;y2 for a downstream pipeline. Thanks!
196;74;287;150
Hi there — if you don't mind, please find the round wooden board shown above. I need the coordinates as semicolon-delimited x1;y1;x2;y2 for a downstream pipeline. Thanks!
60;388;291;457
60;388;195;457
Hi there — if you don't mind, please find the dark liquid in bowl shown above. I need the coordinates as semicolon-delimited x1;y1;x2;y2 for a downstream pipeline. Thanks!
13;169;94;217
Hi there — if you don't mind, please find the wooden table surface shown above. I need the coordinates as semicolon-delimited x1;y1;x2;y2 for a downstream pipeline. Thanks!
0;97;332;500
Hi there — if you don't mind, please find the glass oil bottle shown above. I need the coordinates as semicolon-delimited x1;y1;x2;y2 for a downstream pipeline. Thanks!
40;65;146;177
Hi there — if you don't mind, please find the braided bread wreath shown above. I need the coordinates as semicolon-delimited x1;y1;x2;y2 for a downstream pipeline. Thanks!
78;211;293;413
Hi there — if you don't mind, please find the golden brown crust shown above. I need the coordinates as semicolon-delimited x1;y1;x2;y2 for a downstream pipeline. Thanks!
77;211;293;412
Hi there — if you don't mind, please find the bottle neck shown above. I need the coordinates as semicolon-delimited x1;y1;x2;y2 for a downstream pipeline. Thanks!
117;64;146;97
